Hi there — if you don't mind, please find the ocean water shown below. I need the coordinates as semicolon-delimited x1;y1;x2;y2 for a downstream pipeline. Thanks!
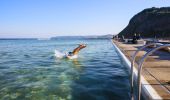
0;39;130;100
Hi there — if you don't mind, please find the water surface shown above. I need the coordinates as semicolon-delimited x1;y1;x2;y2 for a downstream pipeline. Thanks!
0;39;130;100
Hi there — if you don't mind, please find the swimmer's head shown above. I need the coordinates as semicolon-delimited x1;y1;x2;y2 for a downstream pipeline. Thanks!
68;52;73;56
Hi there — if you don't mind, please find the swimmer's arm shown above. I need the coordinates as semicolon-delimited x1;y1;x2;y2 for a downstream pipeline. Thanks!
72;48;80;55
72;47;84;55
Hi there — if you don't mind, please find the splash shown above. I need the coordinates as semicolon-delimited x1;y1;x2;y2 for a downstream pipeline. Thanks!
54;50;78;59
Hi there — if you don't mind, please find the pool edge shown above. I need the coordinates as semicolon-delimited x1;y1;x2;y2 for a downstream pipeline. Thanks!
112;41;162;100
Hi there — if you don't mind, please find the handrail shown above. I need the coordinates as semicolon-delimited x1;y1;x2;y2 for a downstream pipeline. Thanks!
130;43;162;100
137;44;170;100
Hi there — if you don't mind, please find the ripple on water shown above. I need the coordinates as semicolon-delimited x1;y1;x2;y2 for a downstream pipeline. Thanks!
0;39;130;100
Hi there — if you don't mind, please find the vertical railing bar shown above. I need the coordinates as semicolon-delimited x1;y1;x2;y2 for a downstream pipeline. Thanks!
131;43;162;100
137;44;170;100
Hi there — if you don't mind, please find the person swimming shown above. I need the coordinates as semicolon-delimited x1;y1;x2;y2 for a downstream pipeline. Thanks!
66;44;86;59
55;44;86;59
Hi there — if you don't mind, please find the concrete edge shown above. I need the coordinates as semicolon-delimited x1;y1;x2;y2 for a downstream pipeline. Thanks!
112;41;162;100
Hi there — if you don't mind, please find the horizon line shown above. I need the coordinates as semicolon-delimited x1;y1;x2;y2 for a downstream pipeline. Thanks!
0;34;114;39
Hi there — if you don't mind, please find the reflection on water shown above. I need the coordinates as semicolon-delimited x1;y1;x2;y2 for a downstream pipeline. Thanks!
0;39;130;100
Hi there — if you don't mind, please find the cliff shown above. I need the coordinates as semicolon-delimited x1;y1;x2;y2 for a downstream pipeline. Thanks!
119;7;170;39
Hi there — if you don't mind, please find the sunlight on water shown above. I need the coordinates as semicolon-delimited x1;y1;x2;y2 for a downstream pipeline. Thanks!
0;39;130;100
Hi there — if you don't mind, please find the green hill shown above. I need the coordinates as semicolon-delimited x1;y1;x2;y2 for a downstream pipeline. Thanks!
119;7;170;39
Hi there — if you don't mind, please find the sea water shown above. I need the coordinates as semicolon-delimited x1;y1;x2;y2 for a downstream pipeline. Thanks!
0;39;130;100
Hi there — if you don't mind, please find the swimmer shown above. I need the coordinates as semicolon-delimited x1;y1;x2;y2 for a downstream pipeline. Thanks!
66;44;86;59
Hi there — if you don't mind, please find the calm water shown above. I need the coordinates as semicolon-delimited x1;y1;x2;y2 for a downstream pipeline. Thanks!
0;39;130;100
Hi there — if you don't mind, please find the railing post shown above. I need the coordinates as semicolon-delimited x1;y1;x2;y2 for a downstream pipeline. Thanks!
137;44;170;100
131;43;162;100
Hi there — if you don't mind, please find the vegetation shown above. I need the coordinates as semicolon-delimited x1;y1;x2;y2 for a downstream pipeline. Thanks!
119;7;170;39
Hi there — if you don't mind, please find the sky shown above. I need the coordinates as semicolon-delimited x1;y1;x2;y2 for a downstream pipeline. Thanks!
0;0;169;38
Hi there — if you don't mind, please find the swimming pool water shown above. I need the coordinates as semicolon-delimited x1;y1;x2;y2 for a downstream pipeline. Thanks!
0;39;130;100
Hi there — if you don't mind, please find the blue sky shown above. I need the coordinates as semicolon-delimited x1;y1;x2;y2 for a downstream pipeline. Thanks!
0;0;169;38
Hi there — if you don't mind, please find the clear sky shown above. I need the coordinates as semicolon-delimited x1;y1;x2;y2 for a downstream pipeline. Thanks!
0;0;169;38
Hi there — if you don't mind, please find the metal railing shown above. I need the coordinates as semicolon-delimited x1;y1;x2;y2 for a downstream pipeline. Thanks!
113;40;169;100
131;43;163;100
137;44;170;100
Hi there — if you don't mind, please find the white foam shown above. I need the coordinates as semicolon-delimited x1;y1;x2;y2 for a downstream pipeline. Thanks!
54;50;65;58
54;50;78;59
